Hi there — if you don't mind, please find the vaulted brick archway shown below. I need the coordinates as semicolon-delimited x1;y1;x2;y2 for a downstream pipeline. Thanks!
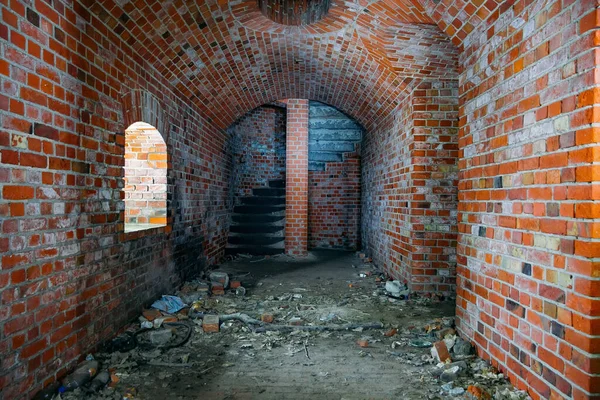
92;0;459;131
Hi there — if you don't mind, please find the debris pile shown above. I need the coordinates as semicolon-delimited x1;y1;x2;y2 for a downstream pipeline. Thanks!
35;254;531;400
383;316;530;399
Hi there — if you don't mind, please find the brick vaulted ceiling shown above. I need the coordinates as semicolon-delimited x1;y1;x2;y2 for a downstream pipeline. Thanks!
86;0;482;130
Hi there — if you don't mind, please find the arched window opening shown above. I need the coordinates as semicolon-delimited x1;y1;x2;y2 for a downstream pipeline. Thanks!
123;122;167;233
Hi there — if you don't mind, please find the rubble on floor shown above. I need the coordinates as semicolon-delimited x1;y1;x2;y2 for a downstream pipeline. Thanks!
40;252;531;400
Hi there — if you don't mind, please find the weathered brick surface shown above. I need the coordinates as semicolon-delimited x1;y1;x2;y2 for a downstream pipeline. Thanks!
363;92;415;285
285;99;309;256
308;102;362;251
363;81;459;294
411;81;459;293
449;1;600;398
421;0;513;50
229;105;286;199
308;153;361;250
0;1;231;398
80;0;456;132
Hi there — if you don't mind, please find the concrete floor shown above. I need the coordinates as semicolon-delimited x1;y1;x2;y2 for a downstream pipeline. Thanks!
65;251;525;400
105;251;457;399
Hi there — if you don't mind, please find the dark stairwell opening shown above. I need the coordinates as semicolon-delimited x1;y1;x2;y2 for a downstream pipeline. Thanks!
226;104;287;255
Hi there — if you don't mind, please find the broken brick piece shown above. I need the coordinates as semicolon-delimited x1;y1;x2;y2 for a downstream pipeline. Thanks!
142;309;162;321
203;315;220;333
384;328;397;337
261;314;274;323
230;280;241;289
109;372;119;388
435;327;456;340
357;340;369;348
209;271;229;288
467;385;491;399
433;340;451;363
211;284;225;296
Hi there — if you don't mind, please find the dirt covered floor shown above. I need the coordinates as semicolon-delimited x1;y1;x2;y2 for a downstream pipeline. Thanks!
57;251;530;400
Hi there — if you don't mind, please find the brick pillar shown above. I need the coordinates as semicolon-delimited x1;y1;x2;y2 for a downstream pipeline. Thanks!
285;99;309;256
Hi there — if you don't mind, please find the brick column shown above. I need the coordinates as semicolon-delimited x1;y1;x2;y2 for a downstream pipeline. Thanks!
285;99;309;256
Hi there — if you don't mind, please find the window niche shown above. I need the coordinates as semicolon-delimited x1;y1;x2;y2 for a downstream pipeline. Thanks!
123;121;167;233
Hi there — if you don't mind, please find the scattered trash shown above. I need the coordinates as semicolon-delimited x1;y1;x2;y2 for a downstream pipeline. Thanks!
151;295;187;314
319;313;338;322
209;271;230;289
435;327;456;339
122;387;137;399
87;370;110;393
467;385;491;399
409;339;432;348
235;286;247;296
432;340;451;363
383;328;397;337
142;308;162;321
453;337;474;357
59;360;99;393
211;283;225;295
110;372;119;387
261;314;274;323
385;280;409;299
179;291;205;304
140;320;153;329
179;281;210;304
148;328;173;346
231;280;242;289
449;387;465;396
48;253;528;400
203;315;220;333
440;365;460;382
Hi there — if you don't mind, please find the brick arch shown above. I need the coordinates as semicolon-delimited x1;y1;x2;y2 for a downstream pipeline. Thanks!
121;89;171;142
418;0;514;50
91;0;458;133
211;70;409;133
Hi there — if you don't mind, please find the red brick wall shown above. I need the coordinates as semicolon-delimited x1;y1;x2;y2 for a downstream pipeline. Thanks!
411;81;459;292
124;122;167;225
452;1;600;398
229;105;286;199
308;152;361;250
0;2;231;398
362;93;415;285
285;99;309;256
362;81;459;293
